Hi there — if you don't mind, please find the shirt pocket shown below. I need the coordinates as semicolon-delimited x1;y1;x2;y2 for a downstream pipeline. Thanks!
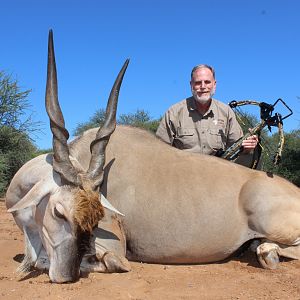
207;127;225;150
175;127;196;149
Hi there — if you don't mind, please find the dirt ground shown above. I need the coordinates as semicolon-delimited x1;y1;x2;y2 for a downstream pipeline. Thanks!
1;200;300;300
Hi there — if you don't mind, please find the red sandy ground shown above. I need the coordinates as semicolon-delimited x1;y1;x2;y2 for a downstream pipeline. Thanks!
1;200;300;300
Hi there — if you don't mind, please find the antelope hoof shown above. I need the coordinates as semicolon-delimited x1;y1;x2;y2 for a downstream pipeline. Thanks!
98;251;131;273
257;243;279;269
35;257;50;271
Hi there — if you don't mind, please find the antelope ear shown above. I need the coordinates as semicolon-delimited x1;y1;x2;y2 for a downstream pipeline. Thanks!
8;179;53;212
100;194;125;216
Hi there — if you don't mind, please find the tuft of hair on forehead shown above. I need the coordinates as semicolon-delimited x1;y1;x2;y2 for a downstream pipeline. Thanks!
191;64;215;79
73;188;105;233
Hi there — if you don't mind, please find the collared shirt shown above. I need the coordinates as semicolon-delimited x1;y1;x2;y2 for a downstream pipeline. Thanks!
156;97;243;155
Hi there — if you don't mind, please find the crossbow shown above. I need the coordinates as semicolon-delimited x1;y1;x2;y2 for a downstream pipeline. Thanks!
215;98;293;169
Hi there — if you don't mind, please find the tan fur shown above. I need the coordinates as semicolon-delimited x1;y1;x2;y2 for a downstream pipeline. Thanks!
70;126;300;265
74;188;105;233
6;126;300;278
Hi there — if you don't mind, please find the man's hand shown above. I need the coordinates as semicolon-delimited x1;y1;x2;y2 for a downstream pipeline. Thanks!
242;134;258;153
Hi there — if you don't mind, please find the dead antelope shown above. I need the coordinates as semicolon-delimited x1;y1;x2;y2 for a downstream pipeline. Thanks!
6;30;300;283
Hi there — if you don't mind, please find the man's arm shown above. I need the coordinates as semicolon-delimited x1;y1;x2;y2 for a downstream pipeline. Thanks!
241;133;258;153
225;108;244;148
156;111;176;145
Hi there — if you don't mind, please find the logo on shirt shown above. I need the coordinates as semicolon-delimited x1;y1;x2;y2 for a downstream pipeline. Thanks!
213;119;225;126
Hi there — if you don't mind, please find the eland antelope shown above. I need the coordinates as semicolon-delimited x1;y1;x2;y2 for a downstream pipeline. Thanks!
6;30;300;283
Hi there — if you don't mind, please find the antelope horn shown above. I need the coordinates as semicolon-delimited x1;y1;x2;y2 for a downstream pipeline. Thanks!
45;30;82;186
87;59;129;190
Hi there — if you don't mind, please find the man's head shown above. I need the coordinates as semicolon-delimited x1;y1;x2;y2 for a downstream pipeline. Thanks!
190;64;217;105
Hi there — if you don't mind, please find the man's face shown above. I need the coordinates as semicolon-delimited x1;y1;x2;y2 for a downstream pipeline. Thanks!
190;67;216;104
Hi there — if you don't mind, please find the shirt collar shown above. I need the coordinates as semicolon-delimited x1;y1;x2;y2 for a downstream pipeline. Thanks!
188;96;216;117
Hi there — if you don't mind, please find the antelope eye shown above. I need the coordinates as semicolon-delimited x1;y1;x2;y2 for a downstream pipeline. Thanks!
54;206;65;219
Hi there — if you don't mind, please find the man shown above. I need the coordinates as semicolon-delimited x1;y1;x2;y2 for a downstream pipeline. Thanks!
156;64;258;165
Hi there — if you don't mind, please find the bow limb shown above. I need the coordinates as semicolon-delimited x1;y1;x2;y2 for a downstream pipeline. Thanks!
273;117;284;165
229;100;261;109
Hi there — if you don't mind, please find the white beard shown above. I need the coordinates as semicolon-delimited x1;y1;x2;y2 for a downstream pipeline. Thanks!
192;88;215;104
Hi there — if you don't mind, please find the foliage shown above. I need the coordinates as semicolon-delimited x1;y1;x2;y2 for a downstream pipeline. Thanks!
0;126;36;195
73;108;161;135
0;154;7;195
118;109;161;133
236;111;268;141
236;111;259;134
236;110;300;186
34;148;53;156
0;71;37;132
262;130;300;187
73;109;106;136
0;72;37;196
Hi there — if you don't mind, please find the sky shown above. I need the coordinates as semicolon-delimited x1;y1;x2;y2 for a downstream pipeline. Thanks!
1;0;300;149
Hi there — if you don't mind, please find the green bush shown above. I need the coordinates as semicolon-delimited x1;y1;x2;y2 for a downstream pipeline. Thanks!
0;71;38;196
0;126;36;195
262;130;300;187
73;108;161;136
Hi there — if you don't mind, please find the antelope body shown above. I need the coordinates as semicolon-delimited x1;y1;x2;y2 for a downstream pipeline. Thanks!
6;31;300;283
